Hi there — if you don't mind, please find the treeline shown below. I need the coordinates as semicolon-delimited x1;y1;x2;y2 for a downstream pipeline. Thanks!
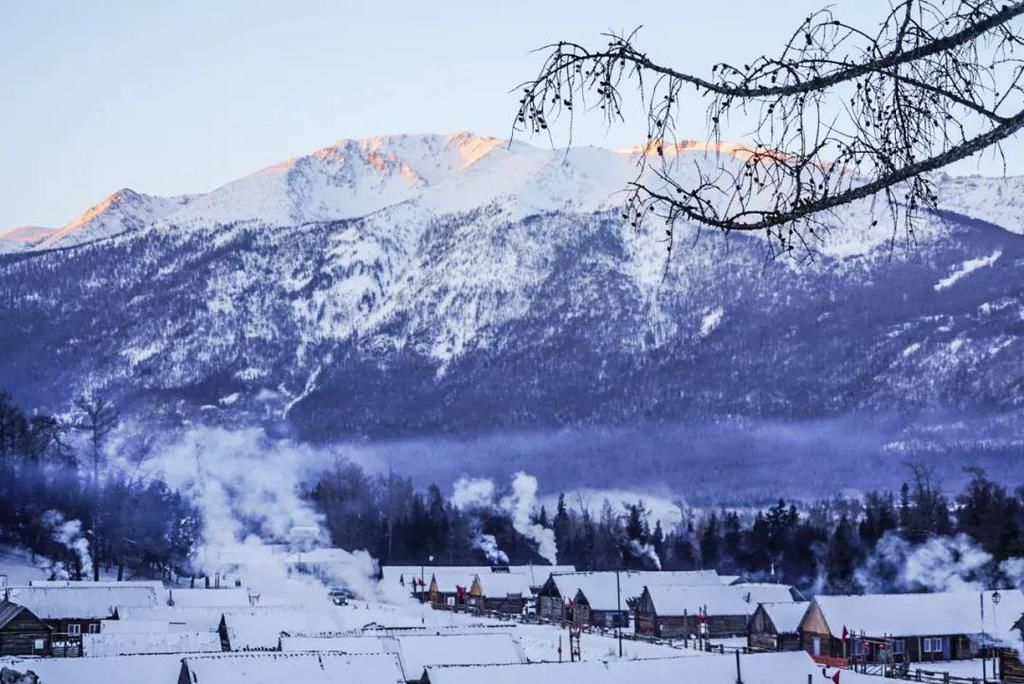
309;460;1024;594
0;391;199;581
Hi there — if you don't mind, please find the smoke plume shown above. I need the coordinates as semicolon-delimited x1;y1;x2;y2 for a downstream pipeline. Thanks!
501;472;558;565
42;510;93;580
474;534;509;565
857;531;993;593
152;426;378;605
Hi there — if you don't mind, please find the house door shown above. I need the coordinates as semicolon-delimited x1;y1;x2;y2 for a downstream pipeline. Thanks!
942;638;950;660
813;637;822;656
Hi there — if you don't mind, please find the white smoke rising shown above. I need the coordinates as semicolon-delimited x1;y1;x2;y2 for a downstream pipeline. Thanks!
628;539;662;570
501;472;558;565
42;510;93;580
451;477;496;510
451;472;558;565
152;426;378;606
474;534;509;564
857;531;992;592
999;557;1024;588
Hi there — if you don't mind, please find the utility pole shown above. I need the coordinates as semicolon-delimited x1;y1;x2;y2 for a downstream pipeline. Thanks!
981;593;988;683
616;569;623;658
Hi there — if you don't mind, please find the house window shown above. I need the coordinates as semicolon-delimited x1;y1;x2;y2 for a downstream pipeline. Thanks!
923;637;944;653
892;639;905;655
66;624;81;636
853;639;866;656
87;623;100;634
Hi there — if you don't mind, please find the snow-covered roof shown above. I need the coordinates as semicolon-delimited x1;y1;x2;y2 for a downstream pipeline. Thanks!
168;587;253;608
114;605;233;631
1;653;186;684
424;651;868;684
100;619;171;633
6;585;159;619
280;632;526;680
222;609;348;650
179;652;406;684
29;579;166;594
643;584;796;617
0;601;45;630
393;633;526;679
812;590;1024;638
756;601;810;633
280;634;392;653
549;571;724;611
82;629;222;656
473;573;533;597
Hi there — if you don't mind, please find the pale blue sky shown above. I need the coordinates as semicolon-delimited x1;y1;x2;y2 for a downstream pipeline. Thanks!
1;0;1016;229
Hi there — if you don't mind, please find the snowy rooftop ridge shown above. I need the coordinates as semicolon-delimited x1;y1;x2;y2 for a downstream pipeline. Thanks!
642;584;797;617
178;651;406;684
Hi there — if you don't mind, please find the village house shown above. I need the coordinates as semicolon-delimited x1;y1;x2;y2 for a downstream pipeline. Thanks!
3;585;159;656
634;583;798;639
799;590;1024;665
0;601;52;656
464;573;534;614
535;570;723;625
747;601;810;651
177;652;406;684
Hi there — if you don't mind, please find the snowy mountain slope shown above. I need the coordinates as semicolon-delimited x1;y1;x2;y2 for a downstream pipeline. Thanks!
0;225;57;253
35;188;189;250
0;132;1021;467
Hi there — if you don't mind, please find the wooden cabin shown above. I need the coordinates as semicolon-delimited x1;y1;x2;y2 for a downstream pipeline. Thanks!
799;590;1024;666
466;574;532;614
4;585;159;657
634;584;797;639
747;601;809;651
535;570;723;626
0;601;52;656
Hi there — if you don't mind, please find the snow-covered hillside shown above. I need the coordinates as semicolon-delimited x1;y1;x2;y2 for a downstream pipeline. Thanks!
0;132;1021;473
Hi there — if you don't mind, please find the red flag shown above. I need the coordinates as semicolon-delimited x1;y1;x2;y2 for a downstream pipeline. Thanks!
832;671;841;684
841;626;849;641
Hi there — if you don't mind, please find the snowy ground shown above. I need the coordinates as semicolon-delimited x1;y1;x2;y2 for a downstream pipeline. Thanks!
0;546;49;585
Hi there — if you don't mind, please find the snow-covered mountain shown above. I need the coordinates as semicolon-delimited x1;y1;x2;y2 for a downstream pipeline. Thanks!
1;132;1021;480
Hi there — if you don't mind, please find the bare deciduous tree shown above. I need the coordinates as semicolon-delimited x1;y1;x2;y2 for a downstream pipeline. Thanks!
514;1;1024;257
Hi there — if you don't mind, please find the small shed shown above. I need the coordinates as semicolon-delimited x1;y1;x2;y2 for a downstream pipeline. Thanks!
0;601;52;656
747;601;809;651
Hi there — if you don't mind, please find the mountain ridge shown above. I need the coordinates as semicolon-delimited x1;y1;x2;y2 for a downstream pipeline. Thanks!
1;131;1021;486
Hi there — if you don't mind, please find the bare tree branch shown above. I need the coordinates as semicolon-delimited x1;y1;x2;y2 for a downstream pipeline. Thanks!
513;0;1024;256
